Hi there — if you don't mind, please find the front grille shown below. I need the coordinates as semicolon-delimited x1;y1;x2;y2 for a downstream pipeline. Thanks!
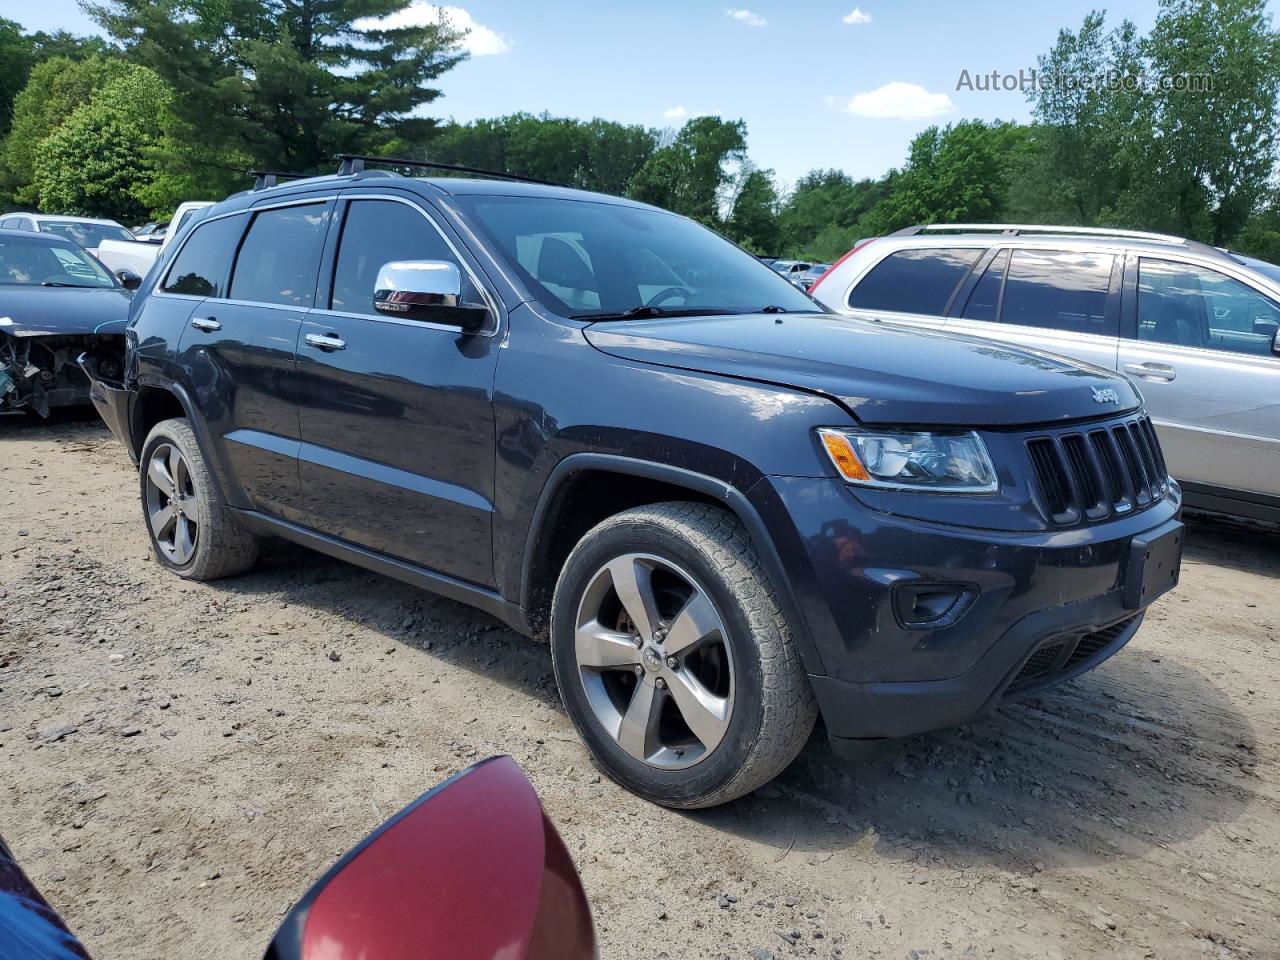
1005;616;1139;696
1062;618;1132;671
1025;415;1168;525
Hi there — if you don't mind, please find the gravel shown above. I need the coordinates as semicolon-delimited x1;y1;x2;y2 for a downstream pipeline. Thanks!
2;415;1278;959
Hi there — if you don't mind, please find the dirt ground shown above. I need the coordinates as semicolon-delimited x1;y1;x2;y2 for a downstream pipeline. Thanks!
1;413;1277;960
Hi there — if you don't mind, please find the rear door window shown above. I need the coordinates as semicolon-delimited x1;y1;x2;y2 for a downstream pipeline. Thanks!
161;214;246;298
847;247;983;315
999;249;1116;335
960;249;1010;323
229;203;329;307
1138;258;1280;356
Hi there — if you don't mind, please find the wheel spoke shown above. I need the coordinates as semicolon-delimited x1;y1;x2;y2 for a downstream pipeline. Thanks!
147;455;175;498
663;590;722;656
151;504;176;538
616;676;661;761
666;669;731;752
175;515;196;562
607;556;661;640
169;447;187;494
575;622;641;670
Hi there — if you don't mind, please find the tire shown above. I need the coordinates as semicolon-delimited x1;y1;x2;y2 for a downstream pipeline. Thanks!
550;501;817;808
138;417;260;580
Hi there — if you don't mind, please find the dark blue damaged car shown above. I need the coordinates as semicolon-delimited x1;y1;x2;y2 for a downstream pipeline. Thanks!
82;159;1184;808
0;229;133;418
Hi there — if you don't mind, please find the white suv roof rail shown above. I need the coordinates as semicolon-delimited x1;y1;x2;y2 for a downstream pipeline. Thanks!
898;223;1190;246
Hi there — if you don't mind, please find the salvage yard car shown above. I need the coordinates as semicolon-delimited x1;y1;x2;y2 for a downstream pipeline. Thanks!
0;229;129;418
95;200;214;278
84;160;1183;808
811;224;1280;523
0;212;135;259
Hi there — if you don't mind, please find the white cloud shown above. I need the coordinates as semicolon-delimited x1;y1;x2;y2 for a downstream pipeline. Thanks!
356;3;511;56
842;7;872;24
838;82;954;119
725;8;767;27
663;106;689;119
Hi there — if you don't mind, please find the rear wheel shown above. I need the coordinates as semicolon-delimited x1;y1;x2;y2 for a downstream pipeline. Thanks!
550;502;816;808
139;418;259;580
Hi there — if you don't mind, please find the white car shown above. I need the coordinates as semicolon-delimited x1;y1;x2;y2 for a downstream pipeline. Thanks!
96;201;214;277
0;213;134;259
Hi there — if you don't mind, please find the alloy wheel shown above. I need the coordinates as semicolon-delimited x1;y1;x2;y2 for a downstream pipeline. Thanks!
573;553;735;769
144;442;199;565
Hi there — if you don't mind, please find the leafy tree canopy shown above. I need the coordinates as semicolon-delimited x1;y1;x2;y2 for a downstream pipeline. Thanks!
32;63;172;221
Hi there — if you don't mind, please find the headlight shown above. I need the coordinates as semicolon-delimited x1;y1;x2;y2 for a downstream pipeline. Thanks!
817;428;999;493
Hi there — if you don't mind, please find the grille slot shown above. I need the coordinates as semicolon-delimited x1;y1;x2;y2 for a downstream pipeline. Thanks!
1063;619;1133;670
1027;416;1168;525
1113;425;1151;506
1027;439;1074;522
1005;616;1138;698
1140;417;1167;483
1062;434;1105;518
1009;642;1066;689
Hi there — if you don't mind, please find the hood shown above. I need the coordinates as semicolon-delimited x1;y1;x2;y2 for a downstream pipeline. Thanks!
0;285;131;338
584;312;1141;427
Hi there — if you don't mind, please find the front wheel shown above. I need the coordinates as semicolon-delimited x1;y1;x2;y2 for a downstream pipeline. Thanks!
550;502;816;808
139;418;260;580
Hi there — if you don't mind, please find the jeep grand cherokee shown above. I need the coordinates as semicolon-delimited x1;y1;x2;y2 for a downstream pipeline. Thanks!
83;160;1183;808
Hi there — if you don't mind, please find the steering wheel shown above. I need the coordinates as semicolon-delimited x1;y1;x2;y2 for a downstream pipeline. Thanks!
645;286;691;308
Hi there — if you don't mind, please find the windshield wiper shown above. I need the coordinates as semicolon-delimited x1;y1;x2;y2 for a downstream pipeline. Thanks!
758;305;809;313
570;306;740;321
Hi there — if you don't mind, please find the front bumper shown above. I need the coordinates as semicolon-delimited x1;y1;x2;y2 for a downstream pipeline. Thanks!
754;476;1182;749
79;353;136;461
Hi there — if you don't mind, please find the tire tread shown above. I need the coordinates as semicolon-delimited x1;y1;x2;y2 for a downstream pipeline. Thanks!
141;418;259;581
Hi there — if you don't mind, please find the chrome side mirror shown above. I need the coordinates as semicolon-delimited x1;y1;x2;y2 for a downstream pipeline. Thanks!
373;260;488;331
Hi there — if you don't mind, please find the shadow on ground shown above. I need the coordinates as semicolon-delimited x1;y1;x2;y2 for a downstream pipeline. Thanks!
203;514;1259;878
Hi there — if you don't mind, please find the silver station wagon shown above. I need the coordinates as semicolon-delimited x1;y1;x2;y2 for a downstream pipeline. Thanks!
811;224;1280;523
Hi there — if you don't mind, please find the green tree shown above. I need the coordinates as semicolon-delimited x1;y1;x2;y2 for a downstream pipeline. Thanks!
5;55;133;205
1124;0;1280;244
864;120;1032;234
31;64;172;221
0;18;35;137
628;116;747;224
1024;12;1142;224
776;169;887;255
430;113;656;193
87;0;467;176
725;166;781;254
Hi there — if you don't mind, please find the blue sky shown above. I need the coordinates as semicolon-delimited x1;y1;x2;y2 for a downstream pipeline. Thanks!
6;0;1275;188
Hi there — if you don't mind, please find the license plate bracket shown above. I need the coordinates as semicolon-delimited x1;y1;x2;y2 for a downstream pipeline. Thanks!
1124;522;1183;609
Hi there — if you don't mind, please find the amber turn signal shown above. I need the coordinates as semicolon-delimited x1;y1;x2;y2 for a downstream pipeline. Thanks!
818;429;871;483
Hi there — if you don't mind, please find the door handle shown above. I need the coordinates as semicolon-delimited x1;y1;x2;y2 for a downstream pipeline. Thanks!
190;317;221;332
1123;362;1176;382
304;332;347;352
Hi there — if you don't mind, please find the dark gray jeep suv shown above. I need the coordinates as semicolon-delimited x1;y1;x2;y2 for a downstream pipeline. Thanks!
84;159;1183;807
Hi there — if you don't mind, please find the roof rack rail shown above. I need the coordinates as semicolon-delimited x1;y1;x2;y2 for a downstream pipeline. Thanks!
247;169;310;191
894;223;1190;246
335;154;566;187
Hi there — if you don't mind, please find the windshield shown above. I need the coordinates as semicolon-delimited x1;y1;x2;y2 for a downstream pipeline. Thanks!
0;236;116;287
1237;254;1280;286
38;220;134;248
452;196;817;318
